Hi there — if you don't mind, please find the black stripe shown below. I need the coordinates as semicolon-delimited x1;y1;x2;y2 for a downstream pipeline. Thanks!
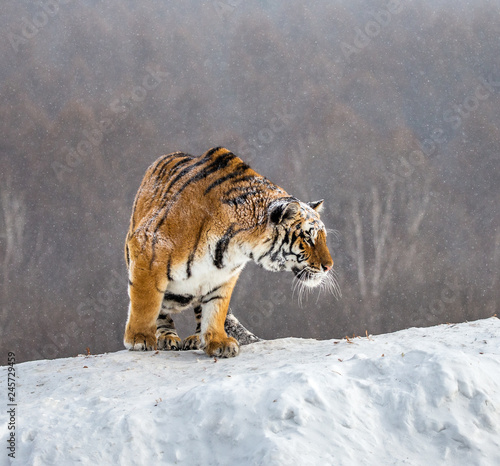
162;156;211;198
186;223;204;278
271;244;283;262
186;151;236;187
163;292;194;306
131;154;187;230
259;177;283;193
125;245;130;268
157;326;176;332
194;306;202;333
213;224;254;269
214;224;237;269
153;156;203;204
149;233;159;269
166;147;225;194
169;155;193;173
157;314;175;330
153;154;176;180
166;258;173;281
222;176;259;196
207;285;222;295
157;330;179;338
289;231;300;249
204;161;251;195
157;321;174;328
223;189;262;206
157;315;174;323
265;178;280;190
200;285;221;301
150;153;178;175
223;185;253;197
131;153;178;230
257;229;280;262
270;232;293;262
201;295;224;304
153;155;191;195
205;146;224;158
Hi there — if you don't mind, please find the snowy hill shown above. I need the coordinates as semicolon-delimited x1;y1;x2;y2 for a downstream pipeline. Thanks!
1;318;499;466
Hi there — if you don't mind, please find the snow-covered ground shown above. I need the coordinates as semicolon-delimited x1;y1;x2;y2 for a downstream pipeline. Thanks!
1;318;499;466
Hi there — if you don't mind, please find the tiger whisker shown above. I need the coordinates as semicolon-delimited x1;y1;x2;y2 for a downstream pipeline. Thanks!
292;266;341;305
326;228;341;240
292;267;311;305
328;269;342;299
292;267;311;307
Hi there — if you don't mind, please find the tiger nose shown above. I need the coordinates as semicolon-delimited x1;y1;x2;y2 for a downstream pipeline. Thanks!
322;261;333;272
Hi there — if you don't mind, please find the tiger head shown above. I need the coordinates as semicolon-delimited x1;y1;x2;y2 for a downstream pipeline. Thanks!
255;197;336;291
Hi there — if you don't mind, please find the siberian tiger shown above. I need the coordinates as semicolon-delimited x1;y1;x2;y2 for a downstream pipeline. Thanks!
124;147;335;358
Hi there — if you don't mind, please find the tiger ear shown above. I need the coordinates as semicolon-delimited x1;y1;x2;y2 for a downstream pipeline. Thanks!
308;200;324;213
269;199;300;225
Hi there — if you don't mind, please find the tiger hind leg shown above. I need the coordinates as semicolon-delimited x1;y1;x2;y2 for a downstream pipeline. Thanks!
182;306;261;351
182;306;202;350
224;308;262;345
156;312;182;351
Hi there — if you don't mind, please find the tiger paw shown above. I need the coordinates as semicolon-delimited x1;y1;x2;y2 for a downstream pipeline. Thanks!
182;334;201;350
202;335;240;358
157;333;181;351
124;331;157;351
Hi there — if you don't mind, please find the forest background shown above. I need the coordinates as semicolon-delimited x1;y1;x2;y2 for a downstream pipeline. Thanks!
1;0;499;362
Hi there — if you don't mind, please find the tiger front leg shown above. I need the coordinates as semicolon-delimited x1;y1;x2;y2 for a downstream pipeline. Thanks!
200;277;240;358
124;262;167;351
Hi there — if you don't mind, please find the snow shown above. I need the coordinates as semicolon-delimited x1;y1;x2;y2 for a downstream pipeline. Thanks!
1;318;499;466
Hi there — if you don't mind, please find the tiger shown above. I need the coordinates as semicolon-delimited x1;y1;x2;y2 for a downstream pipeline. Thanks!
124;147;335;358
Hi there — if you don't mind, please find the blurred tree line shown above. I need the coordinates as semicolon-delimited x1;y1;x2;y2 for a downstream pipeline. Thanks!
1;0;499;362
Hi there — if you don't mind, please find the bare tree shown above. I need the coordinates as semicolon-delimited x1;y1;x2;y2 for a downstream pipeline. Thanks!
345;173;433;320
0;176;27;301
